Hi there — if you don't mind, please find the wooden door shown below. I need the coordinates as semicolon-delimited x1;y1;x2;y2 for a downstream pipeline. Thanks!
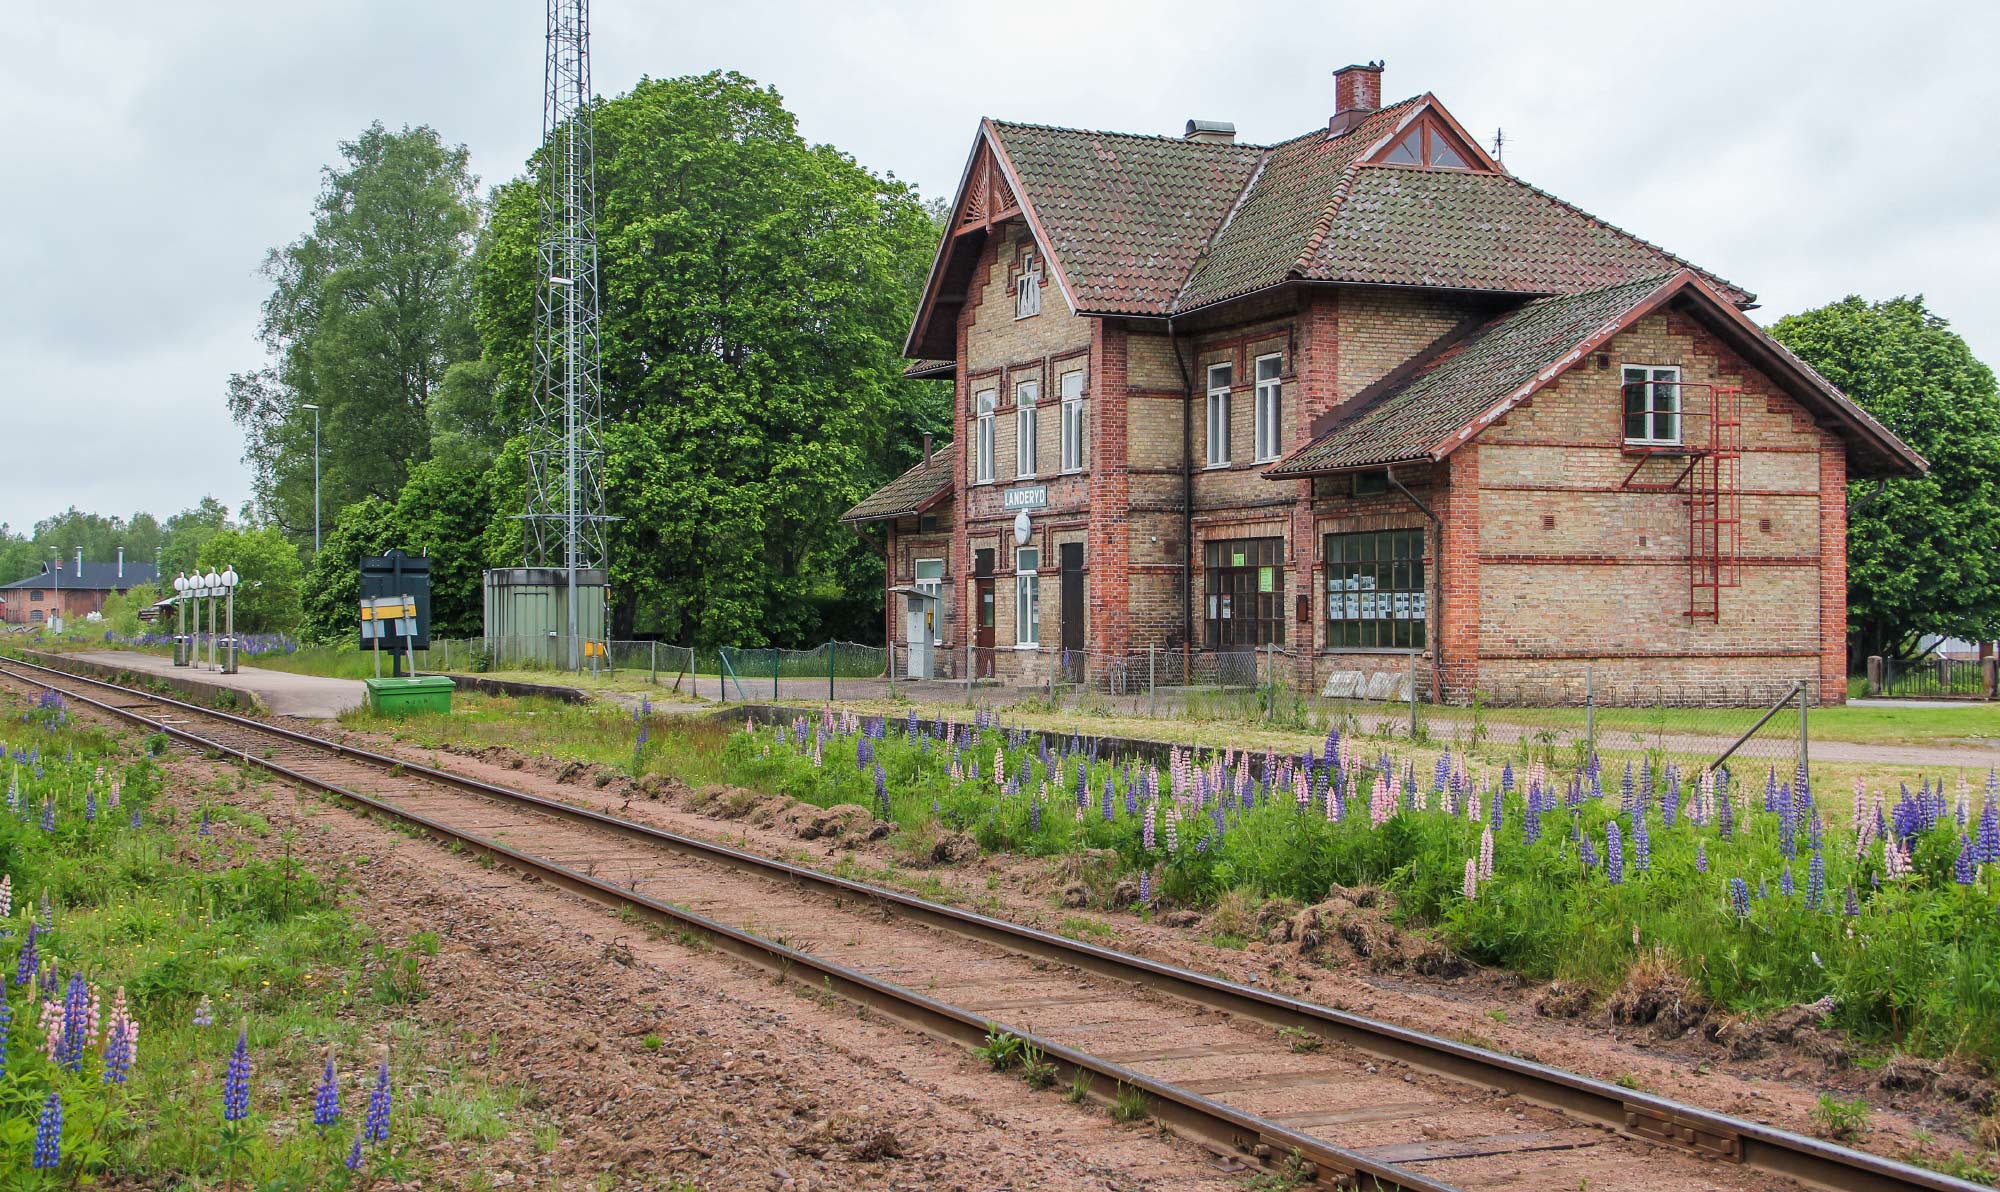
975;578;996;677
1060;542;1085;680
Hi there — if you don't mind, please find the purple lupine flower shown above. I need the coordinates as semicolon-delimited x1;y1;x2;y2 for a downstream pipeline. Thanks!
1101;777;1114;822
1729;877;1750;919
1695;841;1708;873
198;808;212;838
1604;821;1624;884
1124;780;1138;818
0;1000;10;1080
1137;870;1151;905
1716;771;1735;839
1028;797;1041;833
192;994;214;1027
1955;836;1977;886
1631;814;1650;873
1522;795;1542;845
16;922;40;986
85;789;96;824
1977;796;1999;865
1844;884;1860;916
1500;761;1514;794
101;989;136;1085
1579;837;1598;871
1806;849;1826;911
129;805;141;829
1622;760;1636;815
223;1028;251;1121
1759;877;1769;901
346;1131;365;1170
1779;865;1795;898
365;1060;392;1141
31;1090;61;1169
58;974;89;1072
314;1055;341;1129
39;799;54;833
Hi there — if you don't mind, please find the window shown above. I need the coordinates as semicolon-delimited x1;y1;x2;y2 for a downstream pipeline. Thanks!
1353;470;1388;497
1059;371;1085;472
918;512;940;534
1204;537;1285;647
1015;250;1041;318
1325;529;1427;649
1014;547;1040;645
1253;354;1283;461
29;590;43;602
29;610;43;623
974;390;996;483
914;558;944;597
1622;365;1682;445
1205;362;1232;467
1015;379;1039;478
1380;119;1472;169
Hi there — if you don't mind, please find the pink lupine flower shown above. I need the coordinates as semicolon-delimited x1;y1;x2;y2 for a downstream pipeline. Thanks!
1479;825;1495;879
993;748;1004;786
1463;858;1478;901
0;874;11;919
84;984;101;1046
41;997;63;1063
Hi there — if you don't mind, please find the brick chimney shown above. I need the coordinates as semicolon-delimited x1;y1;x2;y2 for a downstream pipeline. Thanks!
117;546;124;579
1329;61;1384;135
922;433;934;469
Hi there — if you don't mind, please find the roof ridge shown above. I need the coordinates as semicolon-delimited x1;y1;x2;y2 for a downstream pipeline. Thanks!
1174;146;1274;309
1290;159;1366;279
987;118;1269;151
1501;173;1754;304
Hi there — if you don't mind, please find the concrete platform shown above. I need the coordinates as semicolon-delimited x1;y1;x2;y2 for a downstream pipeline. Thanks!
71;651;365;719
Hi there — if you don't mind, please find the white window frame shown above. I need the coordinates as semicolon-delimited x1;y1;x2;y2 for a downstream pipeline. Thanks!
913;557;944;596
1014;547;1040;646
1206;361;1233;467
974;390;996;484
1015;379;1040;479
1622;364;1682;446
1059;370;1085;473
1253;353;1283;462
1015;251;1042;319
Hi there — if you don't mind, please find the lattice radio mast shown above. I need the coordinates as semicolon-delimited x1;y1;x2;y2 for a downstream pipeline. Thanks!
524;0;613;671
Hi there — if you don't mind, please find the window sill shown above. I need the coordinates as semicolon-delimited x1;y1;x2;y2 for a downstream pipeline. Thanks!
1621;441;1688;454
1013;642;1040;650
1203;462;1233;471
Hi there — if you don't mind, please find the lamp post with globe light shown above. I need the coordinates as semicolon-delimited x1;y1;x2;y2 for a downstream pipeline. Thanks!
201;569;220;670
172;574;188;666
221;566;240;674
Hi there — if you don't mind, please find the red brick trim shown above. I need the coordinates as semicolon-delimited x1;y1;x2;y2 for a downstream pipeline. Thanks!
1086;320;1132;655
1818;442;1849;703
1440;446;1479;696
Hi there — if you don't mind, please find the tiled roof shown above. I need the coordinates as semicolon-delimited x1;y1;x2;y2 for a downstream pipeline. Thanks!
841;447;956;523
989;121;1263;315
0;561;160;591
1267;274;1679;476
1175;100;1423;311
1299;167;1750;303
903;359;954;379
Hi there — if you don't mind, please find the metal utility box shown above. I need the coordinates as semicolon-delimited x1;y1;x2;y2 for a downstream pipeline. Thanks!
482;567;608;669
359;552;432;650
363;675;456;716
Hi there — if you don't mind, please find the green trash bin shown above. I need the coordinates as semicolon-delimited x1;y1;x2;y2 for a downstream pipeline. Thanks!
363;675;456;716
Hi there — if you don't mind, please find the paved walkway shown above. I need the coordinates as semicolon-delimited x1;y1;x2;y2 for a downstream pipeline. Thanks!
73;652;365;719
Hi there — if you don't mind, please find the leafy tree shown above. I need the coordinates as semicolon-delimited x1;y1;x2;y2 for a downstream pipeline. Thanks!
194;527;305;634
476;72;946;646
159;497;234;579
1772;296;2000;662
229;123;482;544
298;498;399;645
391;458;493;637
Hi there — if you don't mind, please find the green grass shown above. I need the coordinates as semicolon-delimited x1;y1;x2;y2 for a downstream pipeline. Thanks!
338;693;730;786
0;689;547;1184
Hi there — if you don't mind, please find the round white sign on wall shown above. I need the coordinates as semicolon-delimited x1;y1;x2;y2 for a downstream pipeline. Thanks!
1013;510;1032;546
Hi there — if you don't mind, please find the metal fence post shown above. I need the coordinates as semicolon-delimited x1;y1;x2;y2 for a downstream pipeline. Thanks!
1798;678;1809;779
650;641;658;686
773;648;780;700
828;642;836;702
1148;645;1157;717
718;649;726;704
1407;651;1418;738
1585;662;1596;753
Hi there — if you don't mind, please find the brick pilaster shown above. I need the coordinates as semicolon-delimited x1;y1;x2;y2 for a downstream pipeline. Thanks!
1439;446;1481;700
1290;292;1341;687
1818;439;1849;705
1087;320;1133;659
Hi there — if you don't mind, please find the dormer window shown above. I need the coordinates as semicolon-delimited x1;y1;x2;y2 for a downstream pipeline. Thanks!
1014;250;1042;318
1375;115;1478;170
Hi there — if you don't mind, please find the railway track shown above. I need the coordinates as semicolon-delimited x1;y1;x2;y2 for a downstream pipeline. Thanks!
3;654;1985;1192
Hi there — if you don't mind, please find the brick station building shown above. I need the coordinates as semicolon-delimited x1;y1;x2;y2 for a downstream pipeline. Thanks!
844;64;1924;704
0;550;159;627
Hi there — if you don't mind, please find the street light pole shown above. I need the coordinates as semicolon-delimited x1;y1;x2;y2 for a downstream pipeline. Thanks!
301;404;322;553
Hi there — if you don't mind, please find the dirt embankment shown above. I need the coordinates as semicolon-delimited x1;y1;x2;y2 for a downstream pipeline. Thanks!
340;727;2000;1172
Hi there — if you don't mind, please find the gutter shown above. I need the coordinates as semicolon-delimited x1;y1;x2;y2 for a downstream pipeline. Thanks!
1386;465;1443;701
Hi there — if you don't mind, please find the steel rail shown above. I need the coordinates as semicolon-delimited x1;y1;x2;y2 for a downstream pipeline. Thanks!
6;655;1987;1192
1;658;1445;1192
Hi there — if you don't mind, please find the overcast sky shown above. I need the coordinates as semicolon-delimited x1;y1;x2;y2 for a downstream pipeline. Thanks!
5;0;1996;533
